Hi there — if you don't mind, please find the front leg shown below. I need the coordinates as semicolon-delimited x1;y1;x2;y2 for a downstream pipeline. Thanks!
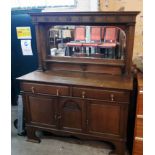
26;126;40;143
109;141;126;155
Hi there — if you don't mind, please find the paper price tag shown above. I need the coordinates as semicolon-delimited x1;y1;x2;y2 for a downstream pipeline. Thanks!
21;40;33;56
16;27;32;39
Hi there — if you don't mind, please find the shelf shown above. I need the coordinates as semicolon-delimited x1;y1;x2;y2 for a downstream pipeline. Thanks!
44;57;125;67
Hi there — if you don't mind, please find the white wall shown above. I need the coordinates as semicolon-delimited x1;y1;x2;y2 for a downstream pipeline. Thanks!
90;0;99;11
43;0;99;12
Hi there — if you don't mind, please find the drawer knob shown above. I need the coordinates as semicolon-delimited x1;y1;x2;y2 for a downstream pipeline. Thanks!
57;115;61;120
82;91;86;99
56;89;59;96
31;87;35;93
54;114;57;120
110;94;114;101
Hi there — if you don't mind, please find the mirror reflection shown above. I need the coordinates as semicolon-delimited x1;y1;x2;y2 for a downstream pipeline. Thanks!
48;25;126;59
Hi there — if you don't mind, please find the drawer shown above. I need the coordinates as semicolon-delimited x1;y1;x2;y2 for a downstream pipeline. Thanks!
137;94;143;115
72;87;130;102
133;139;143;155
135;117;143;138
21;82;70;96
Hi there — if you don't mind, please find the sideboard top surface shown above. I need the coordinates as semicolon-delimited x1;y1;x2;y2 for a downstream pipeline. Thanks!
17;71;133;90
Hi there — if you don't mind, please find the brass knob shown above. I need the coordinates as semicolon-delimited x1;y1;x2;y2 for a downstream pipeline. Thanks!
56;89;59;96
110;94;114;101
54;114;57;120
82;91;85;99
57;115;61;120
31;87;35;93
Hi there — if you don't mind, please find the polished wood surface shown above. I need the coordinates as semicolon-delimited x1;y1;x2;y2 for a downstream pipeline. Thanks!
133;72;143;155
21;82;70;96
17;11;139;155
28;95;57;127
21;81;131;155
18;70;133;90
59;98;85;132
135;118;143;138
87;101;121;135
30;11;139;25
72;87;130;102
133;140;143;155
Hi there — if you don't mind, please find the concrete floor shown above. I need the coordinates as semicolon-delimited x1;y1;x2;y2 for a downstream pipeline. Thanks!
11;105;129;155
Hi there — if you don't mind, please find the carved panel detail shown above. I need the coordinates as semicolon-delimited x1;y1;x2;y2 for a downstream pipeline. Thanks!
63;100;81;111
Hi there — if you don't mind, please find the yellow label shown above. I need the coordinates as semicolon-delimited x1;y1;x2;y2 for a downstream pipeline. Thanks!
16;27;31;39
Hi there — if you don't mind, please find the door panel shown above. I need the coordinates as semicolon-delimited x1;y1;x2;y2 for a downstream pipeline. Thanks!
87;100;121;136
59;98;86;132
27;95;57;128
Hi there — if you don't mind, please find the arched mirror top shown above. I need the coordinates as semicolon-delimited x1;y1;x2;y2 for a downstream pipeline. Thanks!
47;25;126;60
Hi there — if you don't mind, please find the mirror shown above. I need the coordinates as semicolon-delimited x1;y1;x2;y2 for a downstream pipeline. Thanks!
47;25;126;59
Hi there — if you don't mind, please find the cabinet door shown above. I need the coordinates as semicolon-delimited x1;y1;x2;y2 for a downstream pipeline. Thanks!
87;100;127;137
59;98;86;132
26;95;57;128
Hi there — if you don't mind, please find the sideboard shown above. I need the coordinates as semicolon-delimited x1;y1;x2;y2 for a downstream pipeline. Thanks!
17;11;139;155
